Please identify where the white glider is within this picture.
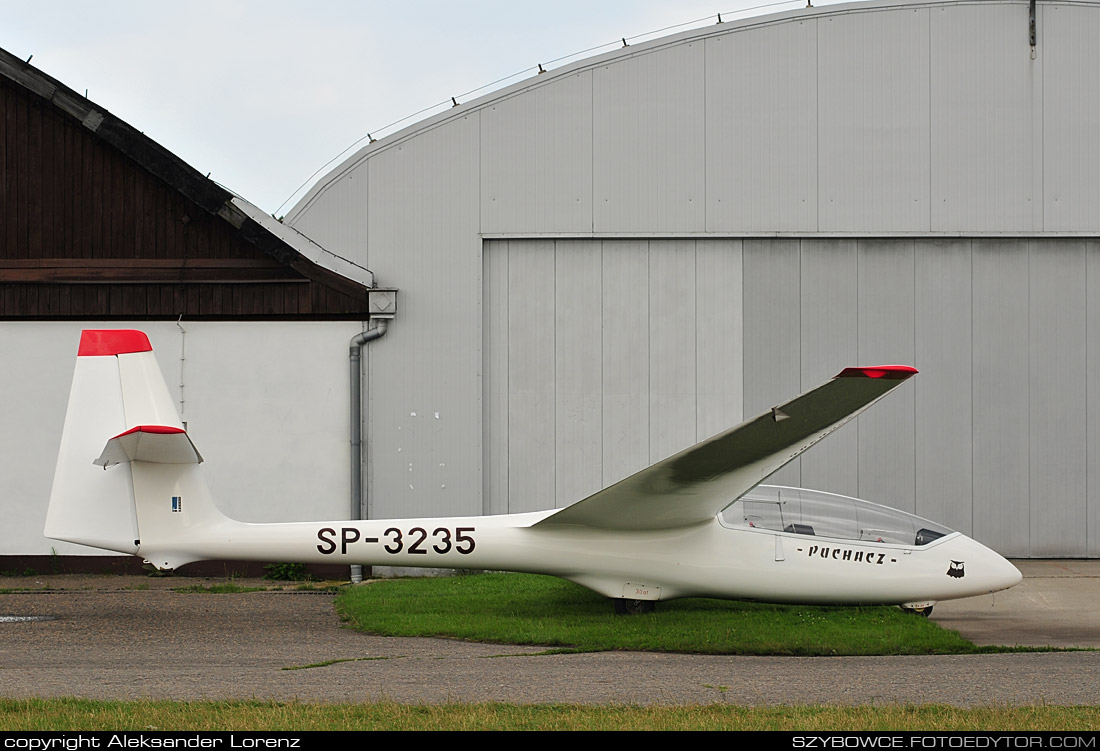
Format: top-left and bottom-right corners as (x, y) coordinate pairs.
(47, 330), (1020, 614)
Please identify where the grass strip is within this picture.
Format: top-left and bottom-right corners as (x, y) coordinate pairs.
(1, 699), (1098, 731)
(337, 572), (1030, 656)
(172, 583), (270, 594)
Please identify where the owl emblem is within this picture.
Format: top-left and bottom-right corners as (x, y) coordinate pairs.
(947, 560), (965, 578)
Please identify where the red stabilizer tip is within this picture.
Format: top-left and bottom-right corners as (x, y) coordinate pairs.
(835, 365), (918, 380)
(78, 330), (152, 357)
(112, 425), (185, 439)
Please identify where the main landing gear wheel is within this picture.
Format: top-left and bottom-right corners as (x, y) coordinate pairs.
(901, 605), (934, 617)
(614, 598), (656, 615)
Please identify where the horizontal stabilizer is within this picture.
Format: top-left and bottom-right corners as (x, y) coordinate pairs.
(94, 425), (203, 468)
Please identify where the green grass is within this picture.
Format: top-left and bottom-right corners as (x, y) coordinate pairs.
(335, 572), (1000, 656)
(263, 562), (312, 581)
(172, 583), (270, 594)
(0, 699), (1097, 731)
(281, 656), (398, 670)
(294, 582), (342, 592)
(172, 582), (342, 594)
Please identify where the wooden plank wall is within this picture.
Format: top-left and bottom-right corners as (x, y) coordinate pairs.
(0, 77), (368, 319)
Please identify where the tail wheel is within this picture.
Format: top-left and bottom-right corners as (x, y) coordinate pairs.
(614, 598), (656, 615)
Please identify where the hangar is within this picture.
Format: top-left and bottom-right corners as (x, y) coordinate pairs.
(4, 0), (1099, 566)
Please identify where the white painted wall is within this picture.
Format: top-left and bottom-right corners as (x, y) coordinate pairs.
(2, 321), (364, 555)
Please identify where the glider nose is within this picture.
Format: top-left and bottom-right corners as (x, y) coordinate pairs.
(993, 554), (1023, 593)
(962, 536), (1022, 595)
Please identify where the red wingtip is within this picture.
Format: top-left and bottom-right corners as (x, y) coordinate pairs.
(77, 330), (152, 357)
(835, 365), (918, 380)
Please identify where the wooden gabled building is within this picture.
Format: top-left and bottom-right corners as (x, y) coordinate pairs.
(0, 46), (396, 573)
(0, 45), (385, 320)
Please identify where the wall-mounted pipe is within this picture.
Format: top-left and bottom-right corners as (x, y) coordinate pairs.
(349, 319), (389, 584)
(1029, 0), (1037, 48)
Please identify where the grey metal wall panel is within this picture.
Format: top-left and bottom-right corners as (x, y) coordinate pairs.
(800, 239), (858, 496)
(856, 240), (917, 512)
(930, 3), (1039, 232)
(555, 241), (604, 506)
(695, 239), (744, 441)
(817, 8), (931, 232)
(1028, 240), (1087, 555)
(1043, 4), (1100, 231)
(365, 115), (483, 519)
(648, 240), (698, 462)
(592, 42), (706, 232)
(483, 242), (510, 516)
(286, 170), (370, 268)
(972, 240), (1031, 555)
(480, 72), (594, 234)
(1088, 242), (1100, 557)
(289, 0), (1100, 244)
(507, 240), (557, 512)
(705, 19), (818, 232)
(601, 240), (651, 487)
(743, 240), (802, 487)
(914, 240), (974, 535)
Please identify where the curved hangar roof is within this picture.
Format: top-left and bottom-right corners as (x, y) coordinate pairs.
(288, 0), (1100, 238)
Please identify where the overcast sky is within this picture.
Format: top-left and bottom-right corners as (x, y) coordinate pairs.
(6, 0), (847, 215)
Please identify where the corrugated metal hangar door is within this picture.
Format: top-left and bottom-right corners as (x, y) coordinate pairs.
(483, 238), (1100, 558)
(483, 239), (745, 515)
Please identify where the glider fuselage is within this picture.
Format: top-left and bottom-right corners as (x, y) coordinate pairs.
(47, 330), (1022, 612)
(137, 494), (1019, 606)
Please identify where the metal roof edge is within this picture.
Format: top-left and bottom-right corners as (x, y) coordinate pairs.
(227, 197), (374, 288)
(284, 0), (1054, 223)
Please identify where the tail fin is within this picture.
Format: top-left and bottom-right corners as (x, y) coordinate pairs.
(46, 330), (226, 568)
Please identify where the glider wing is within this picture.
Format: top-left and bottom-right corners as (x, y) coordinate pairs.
(533, 366), (916, 531)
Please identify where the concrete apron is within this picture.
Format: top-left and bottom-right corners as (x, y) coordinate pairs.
(932, 560), (1100, 648)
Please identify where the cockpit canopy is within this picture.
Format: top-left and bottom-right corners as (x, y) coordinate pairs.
(719, 486), (954, 547)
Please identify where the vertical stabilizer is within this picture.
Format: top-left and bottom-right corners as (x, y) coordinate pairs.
(47, 330), (227, 565)
(45, 330), (153, 553)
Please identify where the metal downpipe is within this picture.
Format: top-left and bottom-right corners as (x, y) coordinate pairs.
(349, 319), (389, 584)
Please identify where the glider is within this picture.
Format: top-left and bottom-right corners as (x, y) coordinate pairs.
(47, 329), (1021, 614)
